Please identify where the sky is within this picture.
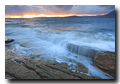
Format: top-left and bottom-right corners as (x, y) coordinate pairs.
(5, 5), (115, 18)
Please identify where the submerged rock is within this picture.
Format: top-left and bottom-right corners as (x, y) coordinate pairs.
(67, 43), (100, 58)
(5, 39), (14, 44)
(95, 51), (115, 78)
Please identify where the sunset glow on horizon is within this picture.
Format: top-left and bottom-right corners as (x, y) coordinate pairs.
(5, 5), (115, 18)
(5, 14), (107, 18)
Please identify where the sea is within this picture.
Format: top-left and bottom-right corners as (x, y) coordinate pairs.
(5, 17), (115, 79)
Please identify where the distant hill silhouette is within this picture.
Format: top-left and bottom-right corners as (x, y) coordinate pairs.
(98, 10), (115, 18)
(33, 10), (115, 18)
(66, 16), (80, 18)
(66, 10), (115, 18)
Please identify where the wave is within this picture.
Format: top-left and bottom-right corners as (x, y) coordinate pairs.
(67, 43), (101, 58)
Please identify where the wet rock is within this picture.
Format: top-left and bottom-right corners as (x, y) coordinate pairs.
(5, 46), (22, 60)
(22, 58), (76, 79)
(5, 61), (41, 79)
(5, 39), (14, 44)
(5, 45), (113, 79)
(5, 74), (16, 79)
(5, 77), (13, 79)
(5, 20), (13, 22)
(72, 72), (95, 79)
(67, 43), (100, 58)
(5, 57), (96, 79)
(77, 63), (88, 73)
(95, 51), (115, 78)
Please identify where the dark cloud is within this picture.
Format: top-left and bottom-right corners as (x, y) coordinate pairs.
(97, 5), (115, 10)
(5, 5), (43, 15)
(54, 5), (73, 11)
(5, 5), (29, 15)
(39, 5), (73, 14)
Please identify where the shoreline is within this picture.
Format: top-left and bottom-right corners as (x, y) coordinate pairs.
(5, 39), (115, 79)
(5, 45), (97, 79)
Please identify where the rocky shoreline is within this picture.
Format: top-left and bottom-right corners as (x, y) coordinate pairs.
(5, 48), (95, 79)
(5, 39), (115, 79)
(6, 58), (96, 79)
(5, 47), (95, 79)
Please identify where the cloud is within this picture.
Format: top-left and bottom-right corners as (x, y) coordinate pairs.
(34, 5), (74, 14)
(5, 5), (115, 16)
(5, 5), (47, 16)
(5, 5), (30, 15)
(69, 5), (104, 14)
(5, 5), (74, 15)
(69, 5), (115, 15)
(54, 5), (73, 11)
(97, 5), (115, 10)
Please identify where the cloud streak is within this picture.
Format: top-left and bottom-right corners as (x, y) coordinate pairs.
(5, 5), (115, 17)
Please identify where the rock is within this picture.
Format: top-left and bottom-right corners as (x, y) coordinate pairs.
(5, 39), (14, 43)
(77, 63), (88, 73)
(5, 20), (12, 22)
(5, 74), (16, 79)
(67, 43), (100, 58)
(5, 57), (96, 79)
(95, 51), (115, 78)
(5, 46), (21, 60)
(5, 48), (97, 80)
(5, 61), (41, 79)
(72, 72), (95, 79)
(5, 77), (13, 79)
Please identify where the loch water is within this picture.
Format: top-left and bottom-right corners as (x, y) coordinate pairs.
(5, 17), (115, 79)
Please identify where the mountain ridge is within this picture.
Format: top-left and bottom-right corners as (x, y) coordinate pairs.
(66, 10), (115, 18)
(98, 10), (115, 17)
